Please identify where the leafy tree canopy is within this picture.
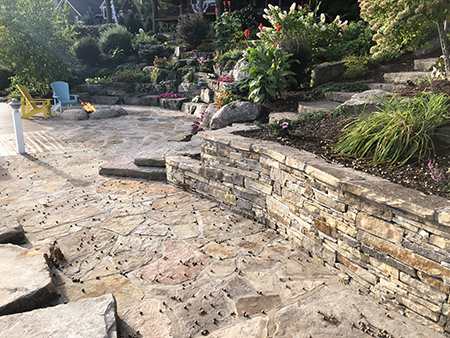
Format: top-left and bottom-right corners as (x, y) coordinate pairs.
(0, 0), (76, 94)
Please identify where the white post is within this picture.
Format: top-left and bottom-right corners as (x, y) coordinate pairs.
(9, 99), (26, 154)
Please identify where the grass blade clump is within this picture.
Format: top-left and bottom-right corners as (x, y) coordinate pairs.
(333, 93), (450, 166)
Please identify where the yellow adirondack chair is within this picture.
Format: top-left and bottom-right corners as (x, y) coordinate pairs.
(16, 85), (52, 118)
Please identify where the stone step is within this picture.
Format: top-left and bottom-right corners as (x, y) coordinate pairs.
(0, 244), (57, 316)
(366, 83), (400, 91)
(298, 101), (341, 114)
(383, 71), (432, 84)
(323, 91), (359, 103)
(99, 152), (167, 180)
(269, 112), (300, 123)
(134, 136), (201, 167)
(0, 209), (24, 244)
(414, 58), (438, 71)
(0, 294), (117, 337)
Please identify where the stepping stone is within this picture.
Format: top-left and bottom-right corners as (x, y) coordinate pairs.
(297, 101), (341, 114)
(367, 83), (399, 91)
(414, 58), (439, 71)
(0, 209), (24, 244)
(0, 294), (117, 338)
(269, 112), (299, 123)
(99, 151), (166, 180)
(134, 136), (202, 167)
(384, 71), (432, 84)
(0, 244), (56, 316)
(338, 90), (392, 116)
(323, 91), (359, 103)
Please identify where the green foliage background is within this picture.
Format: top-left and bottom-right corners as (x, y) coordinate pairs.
(0, 0), (75, 94)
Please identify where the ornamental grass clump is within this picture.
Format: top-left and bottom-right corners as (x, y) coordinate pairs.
(333, 93), (450, 167)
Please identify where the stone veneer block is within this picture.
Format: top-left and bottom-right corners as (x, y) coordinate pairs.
(0, 209), (24, 244)
(0, 244), (56, 316)
(341, 180), (450, 220)
(198, 131), (231, 146)
(252, 141), (300, 164)
(305, 163), (369, 188)
(285, 151), (323, 171)
(0, 294), (117, 338)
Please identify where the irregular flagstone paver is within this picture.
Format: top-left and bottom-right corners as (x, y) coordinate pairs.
(173, 277), (234, 338)
(0, 244), (56, 316)
(273, 282), (442, 338)
(0, 105), (445, 338)
(209, 315), (270, 338)
(0, 208), (24, 243)
(132, 240), (212, 285)
(0, 294), (117, 338)
(99, 214), (146, 236)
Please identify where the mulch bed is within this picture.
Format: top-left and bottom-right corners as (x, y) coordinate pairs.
(236, 75), (450, 199)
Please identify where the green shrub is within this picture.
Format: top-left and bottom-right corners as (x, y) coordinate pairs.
(109, 69), (151, 83)
(184, 70), (195, 83)
(334, 93), (450, 166)
(242, 44), (297, 103)
(176, 14), (210, 50)
(217, 48), (243, 66)
(74, 36), (101, 66)
(0, 67), (13, 90)
(95, 68), (114, 78)
(225, 75), (250, 96)
(279, 33), (312, 87)
(132, 30), (158, 49)
(343, 55), (372, 80)
(124, 13), (142, 34)
(116, 62), (140, 72)
(98, 25), (133, 56)
(138, 43), (171, 63)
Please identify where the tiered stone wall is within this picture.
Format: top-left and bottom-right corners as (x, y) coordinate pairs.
(165, 126), (450, 335)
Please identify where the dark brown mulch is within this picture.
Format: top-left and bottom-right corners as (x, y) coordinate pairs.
(236, 113), (450, 199)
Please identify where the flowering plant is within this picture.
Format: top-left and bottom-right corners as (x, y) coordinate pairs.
(157, 91), (184, 99)
(266, 119), (293, 138)
(217, 75), (234, 83)
(191, 110), (206, 135)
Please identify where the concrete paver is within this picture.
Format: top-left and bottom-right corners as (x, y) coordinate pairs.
(0, 103), (445, 337)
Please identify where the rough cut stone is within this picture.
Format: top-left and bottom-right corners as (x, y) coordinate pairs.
(110, 105), (128, 116)
(159, 98), (188, 110)
(89, 108), (120, 120)
(201, 104), (219, 128)
(134, 136), (201, 167)
(209, 101), (262, 130)
(229, 59), (251, 81)
(61, 109), (88, 120)
(338, 90), (391, 115)
(200, 88), (215, 103)
(0, 294), (117, 338)
(0, 209), (24, 244)
(178, 83), (201, 98)
(310, 61), (346, 87)
(414, 58), (439, 72)
(384, 72), (432, 85)
(0, 244), (56, 316)
(89, 95), (120, 105)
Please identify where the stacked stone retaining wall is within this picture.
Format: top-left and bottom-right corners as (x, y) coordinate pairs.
(165, 126), (450, 335)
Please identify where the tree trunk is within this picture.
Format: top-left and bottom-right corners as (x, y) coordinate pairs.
(152, 0), (158, 33)
(106, 0), (112, 23)
(437, 19), (450, 79)
(198, 0), (204, 18)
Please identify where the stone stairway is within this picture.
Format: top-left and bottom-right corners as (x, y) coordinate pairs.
(287, 56), (440, 120)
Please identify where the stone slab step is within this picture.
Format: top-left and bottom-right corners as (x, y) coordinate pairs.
(99, 152), (167, 180)
(383, 71), (432, 84)
(366, 83), (399, 91)
(0, 294), (117, 338)
(0, 209), (24, 244)
(414, 58), (439, 71)
(134, 136), (202, 167)
(0, 244), (56, 316)
(269, 112), (300, 123)
(298, 101), (341, 114)
(323, 91), (359, 103)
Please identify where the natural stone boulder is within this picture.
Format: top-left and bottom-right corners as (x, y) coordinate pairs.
(110, 105), (128, 116)
(61, 109), (88, 120)
(89, 108), (119, 119)
(178, 83), (201, 98)
(159, 98), (188, 110)
(201, 103), (220, 128)
(338, 90), (391, 115)
(209, 101), (262, 130)
(0, 294), (118, 338)
(122, 94), (158, 106)
(182, 102), (208, 117)
(310, 61), (346, 87)
(0, 244), (56, 316)
(0, 209), (24, 244)
(200, 88), (214, 103)
(229, 59), (250, 81)
(90, 95), (120, 105)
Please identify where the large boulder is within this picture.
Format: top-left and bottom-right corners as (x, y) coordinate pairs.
(110, 105), (128, 116)
(61, 109), (88, 120)
(310, 61), (346, 87)
(201, 103), (220, 128)
(89, 108), (120, 119)
(338, 90), (392, 115)
(178, 83), (201, 98)
(209, 101), (262, 130)
(229, 59), (250, 81)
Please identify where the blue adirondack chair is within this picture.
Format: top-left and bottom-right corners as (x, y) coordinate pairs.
(51, 81), (79, 112)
